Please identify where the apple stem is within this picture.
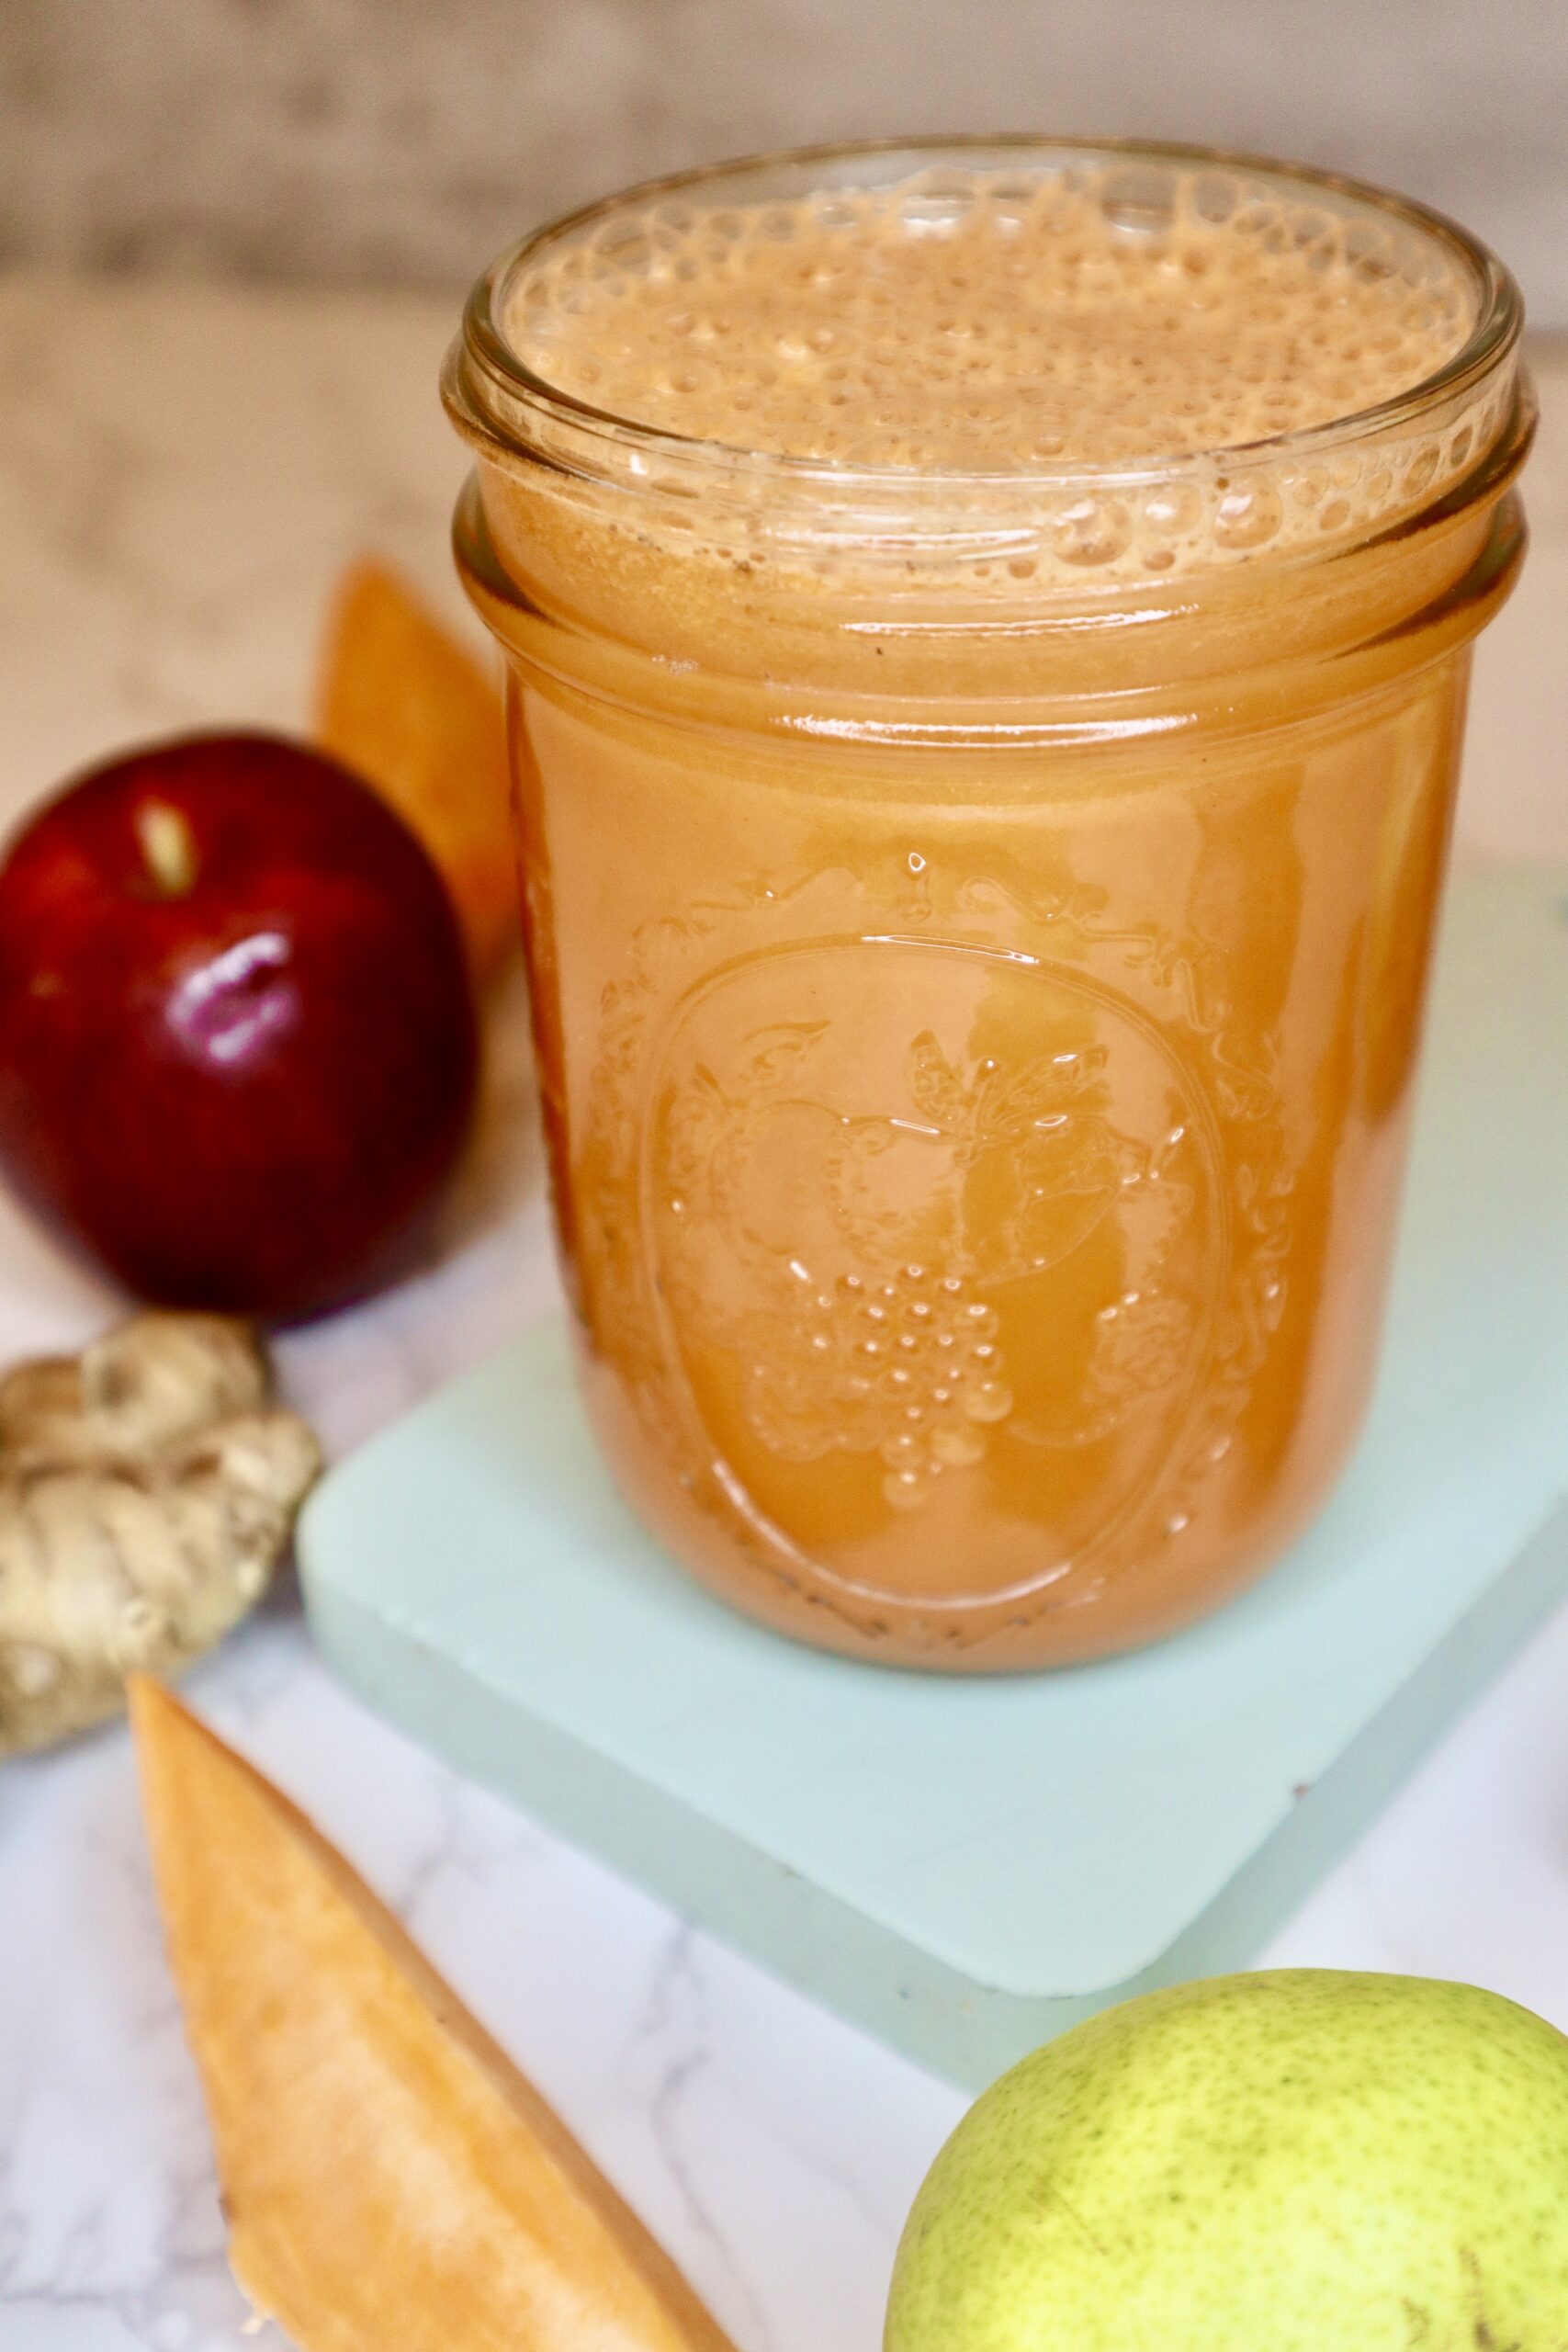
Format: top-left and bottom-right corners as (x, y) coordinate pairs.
(135, 800), (198, 898)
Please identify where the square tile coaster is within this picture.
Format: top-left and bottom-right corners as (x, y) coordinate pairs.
(299, 865), (1568, 2087)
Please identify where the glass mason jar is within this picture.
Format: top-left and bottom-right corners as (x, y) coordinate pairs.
(445, 138), (1531, 1670)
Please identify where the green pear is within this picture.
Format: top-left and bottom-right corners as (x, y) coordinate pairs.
(886, 1972), (1568, 2352)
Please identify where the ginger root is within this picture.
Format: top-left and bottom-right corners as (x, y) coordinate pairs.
(0, 1314), (320, 1757)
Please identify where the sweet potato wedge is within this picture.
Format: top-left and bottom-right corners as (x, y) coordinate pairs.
(130, 1677), (738, 2352)
(315, 558), (516, 983)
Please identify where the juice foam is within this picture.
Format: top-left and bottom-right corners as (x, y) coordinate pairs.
(505, 162), (1477, 473)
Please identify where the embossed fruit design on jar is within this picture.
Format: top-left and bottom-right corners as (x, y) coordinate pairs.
(447, 138), (1531, 1666)
(646, 935), (1217, 1563)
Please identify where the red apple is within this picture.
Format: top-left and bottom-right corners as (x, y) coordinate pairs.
(0, 731), (479, 1320)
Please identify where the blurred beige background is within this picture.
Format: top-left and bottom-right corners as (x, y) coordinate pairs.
(4, 0), (1567, 318)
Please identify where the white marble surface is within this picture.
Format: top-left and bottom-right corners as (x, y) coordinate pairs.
(0, 277), (1563, 2350)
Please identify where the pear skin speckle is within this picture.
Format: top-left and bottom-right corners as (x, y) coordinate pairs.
(886, 1972), (1568, 2352)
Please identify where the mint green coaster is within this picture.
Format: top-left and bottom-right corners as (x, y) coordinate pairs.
(299, 865), (1568, 2088)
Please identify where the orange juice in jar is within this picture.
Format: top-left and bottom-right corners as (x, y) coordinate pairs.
(446, 140), (1531, 1668)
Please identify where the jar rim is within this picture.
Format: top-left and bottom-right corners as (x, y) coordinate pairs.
(444, 135), (1528, 589)
(451, 133), (1521, 484)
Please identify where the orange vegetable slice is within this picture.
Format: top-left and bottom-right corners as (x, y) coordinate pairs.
(130, 1677), (739, 2352)
(315, 558), (516, 983)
